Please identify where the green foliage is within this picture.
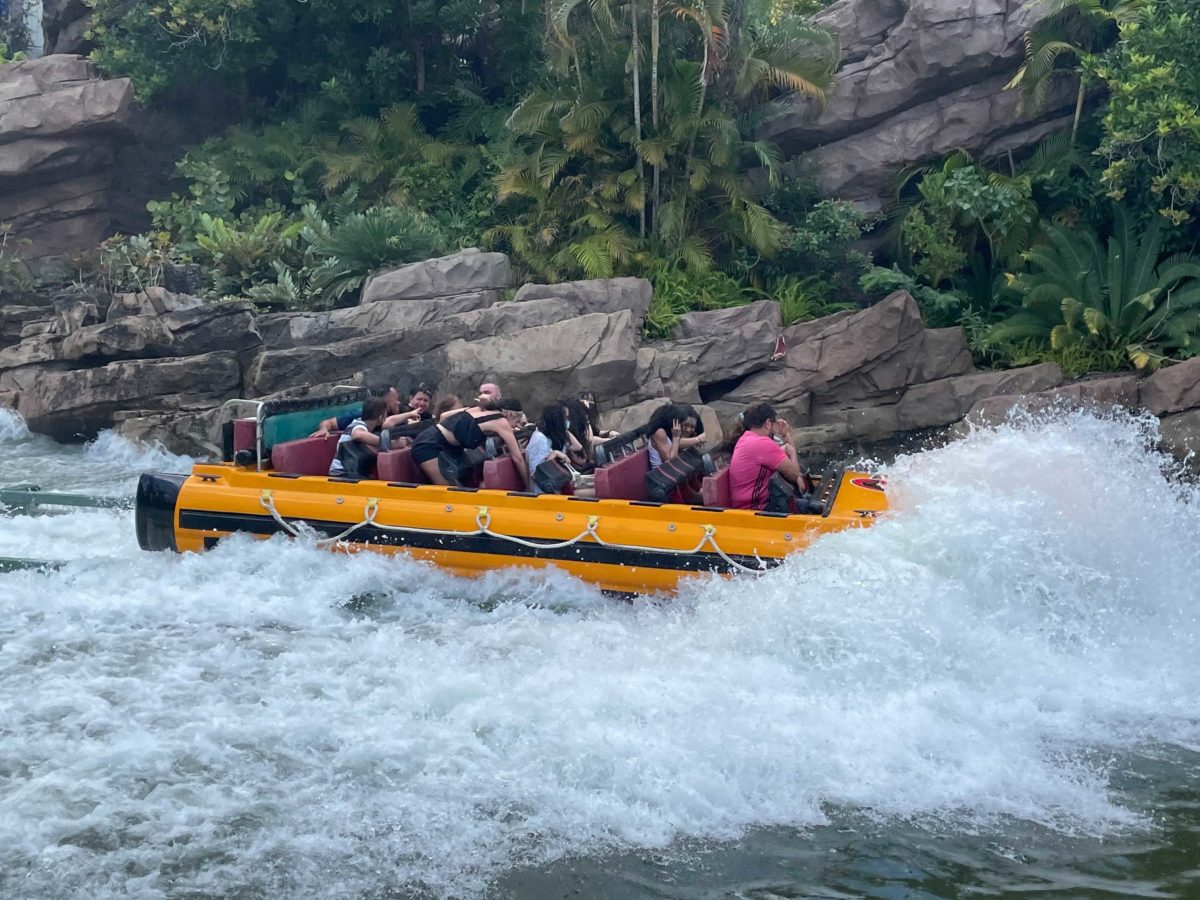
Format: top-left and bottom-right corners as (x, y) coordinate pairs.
(767, 275), (856, 326)
(990, 206), (1200, 371)
(859, 266), (964, 326)
(1087, 0), (1200, 224)
(245, 204), (447, 310)
(754, 177), (872, 295)
(0, 0), (33, 58)
(0, 224), (33, 301)
(96, 232), (179, 295)
(899, 154), (1036, 288)
(644, 266), (759, 338)
(193, 212), (304, 300)
(88, 0), (543, 114)
(0, 42), (28, 64)
(491, 1), (836, 282)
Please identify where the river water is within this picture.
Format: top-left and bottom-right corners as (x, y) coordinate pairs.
(0, 407), (1197, 899)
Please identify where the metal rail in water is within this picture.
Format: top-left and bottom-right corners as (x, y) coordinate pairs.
(0, 484), (134, 516)
(0, 556), (65, 573)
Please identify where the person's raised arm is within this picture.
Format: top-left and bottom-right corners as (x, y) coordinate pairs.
(382, 408), (422, 429)
(773, 419), (801, 483)
(651, 425), (677, 462)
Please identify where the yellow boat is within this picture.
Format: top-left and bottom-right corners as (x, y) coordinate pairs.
(135, 395), (888, 595)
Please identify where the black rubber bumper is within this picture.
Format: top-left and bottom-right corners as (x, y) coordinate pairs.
(135, 472), (187, 552)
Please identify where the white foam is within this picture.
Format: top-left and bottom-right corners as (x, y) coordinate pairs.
(0, 407), (31, 443)
(0, 409), (1196, 896)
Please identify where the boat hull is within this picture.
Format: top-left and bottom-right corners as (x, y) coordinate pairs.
(138, 464), (888, 594)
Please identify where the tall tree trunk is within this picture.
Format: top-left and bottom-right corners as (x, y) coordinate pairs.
(650, 0), (660, 235)
(631, 0), (645, 238)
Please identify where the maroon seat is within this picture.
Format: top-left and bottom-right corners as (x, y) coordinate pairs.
(377, 448), (422, 483)
(233, 418), (256, 453)
(594, 447), (650, 501)
(701, 467), (732, 508)
(482, 456), (524, 492)
(271, 434), (340, 476)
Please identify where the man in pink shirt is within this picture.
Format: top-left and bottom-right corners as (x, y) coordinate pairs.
(729, 403), (803, 510)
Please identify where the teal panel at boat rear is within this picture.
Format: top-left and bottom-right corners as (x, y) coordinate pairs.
(263, 403), (362, 448)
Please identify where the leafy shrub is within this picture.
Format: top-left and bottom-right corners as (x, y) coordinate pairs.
(767, 276), (856, 326)
(643, 267), (760, 339)
(193, 213), (304, 300)
(246, 204), (447, 310)
(1087, 0), (1200, 224)
(859, 266), (964, 326)
(97, 233), (179, 295)
(990, 206), (1200, 371)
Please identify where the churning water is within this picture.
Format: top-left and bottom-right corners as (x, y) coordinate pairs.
(0, 407), (1197, 898)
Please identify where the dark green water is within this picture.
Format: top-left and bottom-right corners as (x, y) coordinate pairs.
(496, 753), (1200, 898)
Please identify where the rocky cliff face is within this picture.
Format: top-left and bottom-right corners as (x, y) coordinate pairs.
(764, 0), (1077, 210)
(0, 55), (134, 260)
(2, 249), (1195, 466)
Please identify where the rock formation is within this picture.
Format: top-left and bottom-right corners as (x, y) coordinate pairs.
(2, 248), (1195, 466)
(765, 0), (1078, 209)
(0, 55), (134, 260)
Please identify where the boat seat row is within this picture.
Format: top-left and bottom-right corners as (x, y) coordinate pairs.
(264, 431), (735, 508)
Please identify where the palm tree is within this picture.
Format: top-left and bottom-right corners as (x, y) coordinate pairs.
(1004, 0), (1147, 141)
(990, 206), (1200, 370)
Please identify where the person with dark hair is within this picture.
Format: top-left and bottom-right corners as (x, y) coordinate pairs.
(382, 384), (434, 427)
(728, 402), (802, 510)
(642, 402), (705, 469)
(525, 403), (584, 494)
(328, 396), (388, 477)
(568, 391), (618, 467)
(411, 394), (530, 487)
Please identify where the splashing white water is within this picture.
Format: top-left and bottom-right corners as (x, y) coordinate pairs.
(0, 411), (1196, 897)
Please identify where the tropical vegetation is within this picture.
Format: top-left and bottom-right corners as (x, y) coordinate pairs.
(2, 0), (1198, 374)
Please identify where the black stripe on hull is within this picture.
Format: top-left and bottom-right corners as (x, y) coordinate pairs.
(179, 509), (784, 575)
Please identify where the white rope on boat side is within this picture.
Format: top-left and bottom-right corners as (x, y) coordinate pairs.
(257, 491), (768, 574)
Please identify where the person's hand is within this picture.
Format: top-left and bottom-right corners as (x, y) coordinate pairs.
(671, 419), (682, 440)
(775, 418), (792, 439)
(550, 450), (569, 463)
(310, 426), (330, 438)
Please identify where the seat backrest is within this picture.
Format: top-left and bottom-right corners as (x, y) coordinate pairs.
(271, 434), (340, 476)
(482, 456), (524, 492)
(701, 466), (731, 508)
(233, 418), (257, 453)
(594, 447), (650, 500)
(377, 447), (422, 483)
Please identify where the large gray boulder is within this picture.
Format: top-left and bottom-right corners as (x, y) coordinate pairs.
(16, 351), (243, 440)
(893, 362), (1065, 431)
(61, 301), (261, 361)
(360, 249), (512, 302)
(432, 310), (639, 415)
(1140, 358), (1200, 416)
(259, 291), (497, 349)
(724, 291), (926, 411)
(513, 277), (654, 325)
(960, 374), (1141, 427)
